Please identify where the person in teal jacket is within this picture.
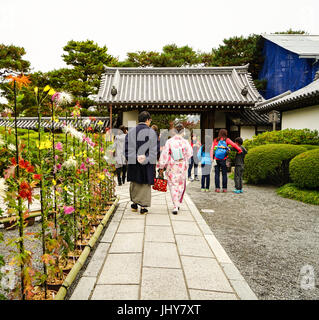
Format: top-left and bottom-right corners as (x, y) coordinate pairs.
(197, 135), (213, 192)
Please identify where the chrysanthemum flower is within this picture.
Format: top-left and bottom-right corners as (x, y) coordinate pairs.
(63, 206), (75, 215)
(55, 142), (63, 151)
(19, 181), (32, 203)
(6, 74), (31, 89)
(63, 124), (84, 141)
(52, 91), (73, 106)
(8, 144), (16, 152)
(63, 156), (77, 169)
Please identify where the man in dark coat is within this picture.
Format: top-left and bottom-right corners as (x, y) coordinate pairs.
(125, 111), (160, 214)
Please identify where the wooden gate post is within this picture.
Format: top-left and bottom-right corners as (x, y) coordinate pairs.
(200, 110), (215, 144)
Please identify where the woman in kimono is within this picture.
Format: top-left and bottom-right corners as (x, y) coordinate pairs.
(158, 123), (193, 215)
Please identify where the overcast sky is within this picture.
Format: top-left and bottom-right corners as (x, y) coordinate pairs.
(1, 0), (318, 73)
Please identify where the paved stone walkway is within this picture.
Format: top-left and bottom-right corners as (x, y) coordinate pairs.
(70, 183), (258, 300)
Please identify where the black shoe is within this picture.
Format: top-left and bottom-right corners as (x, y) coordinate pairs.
(122, 178), (126, 184)
(131, 203), (138, 212)
(172, 207), (178, 215)
(140, 207), (148, 214)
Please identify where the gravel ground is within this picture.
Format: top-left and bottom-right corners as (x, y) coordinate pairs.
(186, 174), (319, 300)
(0, 206), (116, 300)
(0, 220), (42, 299)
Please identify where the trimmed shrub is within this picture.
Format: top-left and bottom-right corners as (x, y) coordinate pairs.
(277, 183), (319, 205)
(289, 149), (319, 190)
(244, 129), (319, 150)
(243, 144), (307, 186)
(298, 145), (319, 151)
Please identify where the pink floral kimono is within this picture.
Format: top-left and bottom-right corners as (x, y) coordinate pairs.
(158, 135), (193, 208)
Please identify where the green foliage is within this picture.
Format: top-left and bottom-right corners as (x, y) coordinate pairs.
(243, 144), (307, 186)
(0, 44), (32, 114)
(228, 149), (237, 166)
(244, 129), (319, 150)
(151, 113), (184, 130)
(206, 34), (264, 80)
(253, 79), (267, 92)
(120, 44), (201, 68)
(298, 145), (319, 151)
(289, 149), (319, 190)
(274, 29), (308, 35)
(277, 183), (319, 205)
(0, 44), (30, 73)
(62, 40), (116, 98)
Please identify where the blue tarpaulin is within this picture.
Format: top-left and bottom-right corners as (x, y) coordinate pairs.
(259, 39), (319, 99)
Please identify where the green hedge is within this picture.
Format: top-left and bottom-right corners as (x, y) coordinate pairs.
(277, 183), (319, 205)
(298, 145), (319, 151)
(244, 129), (319, 150)
(243, 144), (307, 186)
(289, 149), (319, 190)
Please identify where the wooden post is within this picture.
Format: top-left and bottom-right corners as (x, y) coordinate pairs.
(200, 110), (215, 144)
(109, 104), (112, 141)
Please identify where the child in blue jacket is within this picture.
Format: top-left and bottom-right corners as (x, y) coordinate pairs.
(197, 135), (213, 192)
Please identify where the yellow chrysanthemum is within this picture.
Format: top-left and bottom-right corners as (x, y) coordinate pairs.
(36, 140), (52, 150)
(48, 88), (56, 96)
(52, 179), (56, 186)
(43, 85), (51, 92)
(98, 174), (105, 181)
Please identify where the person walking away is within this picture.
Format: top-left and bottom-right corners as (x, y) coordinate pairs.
(125, 111), (160, 214)
(114, 125), (127, 186)
(158, 123), (193, 215)
(210, 129), (242, 193)
(197, 135), (213, 192)
(188, 133), (201, 181)
(233, 137), (247, 194)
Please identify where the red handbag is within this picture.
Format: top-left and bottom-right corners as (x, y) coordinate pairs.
(153, 175), (167, 192)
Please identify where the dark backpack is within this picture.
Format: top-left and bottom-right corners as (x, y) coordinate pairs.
(215, 140), (229, 159)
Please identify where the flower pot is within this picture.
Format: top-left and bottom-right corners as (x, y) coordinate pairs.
(75, 240), (88, 250)
(67, 249), (82, 260)
(90, 221), (100, 227)
(46, 282), (63, 292)
(31, 286), (57, 300)
(4, 220), (17, 230)
(26, 216), (35, 227)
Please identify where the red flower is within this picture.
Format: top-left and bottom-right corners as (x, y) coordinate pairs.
(33, 174), (42, 180)
(10, 157), (17, 166)
(26, 165), (35, 173)
(19, 158), (29, 169)
(88, 126), (93, 132)
(19, 181), (32, 203)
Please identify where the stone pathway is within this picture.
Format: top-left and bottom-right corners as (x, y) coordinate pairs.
(70, 183), (257, 300)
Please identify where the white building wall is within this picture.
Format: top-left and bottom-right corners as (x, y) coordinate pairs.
(123, 110), (139, 128)
(282, 105), (319, 131)
(240, 126), (256, 141)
